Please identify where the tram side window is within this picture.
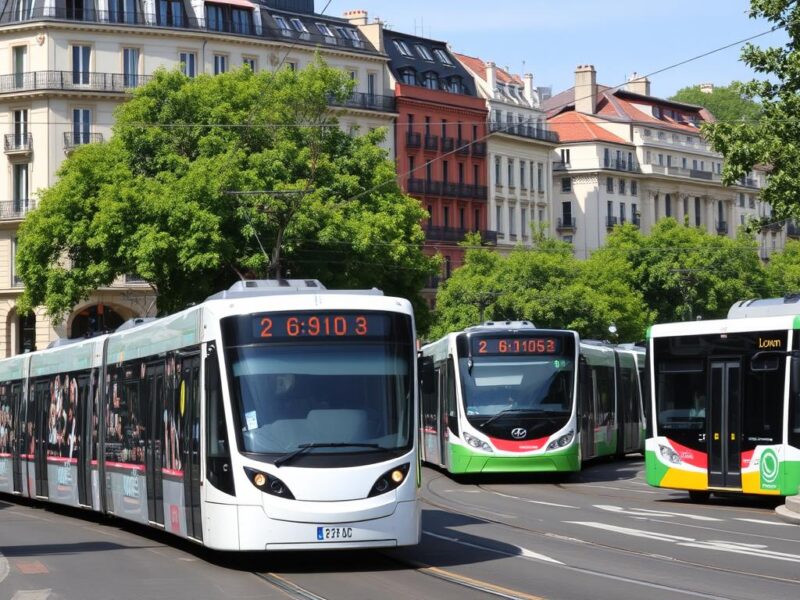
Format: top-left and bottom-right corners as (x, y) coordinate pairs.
(0, 385), (12, 455)
(591, 365), (615, 426)
(656, 360), (705, 431)
(791, 358), (800, 449)
(742, 367), (784, 449)
(46, 373), (81, 458)
(206, 349), (235, 495)
(421, 364), (439, 434)
(446, 358), (459, 436)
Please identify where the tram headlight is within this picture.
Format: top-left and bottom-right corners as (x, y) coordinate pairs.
(368, 463), (410, 497)
(244, 467), (295, 499)
(659, 444), (682, 465)
(546, 430), (575, 451)
(462, 432), (493, 453)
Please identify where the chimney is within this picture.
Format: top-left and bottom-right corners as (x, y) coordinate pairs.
(574, 65), (597, 115)
(343, 9), (368, 26)
(627, 71), (651, 96)
(523, 73), (535, 105)
(486, 61), (497, 94)
(699, 83), (714, 94)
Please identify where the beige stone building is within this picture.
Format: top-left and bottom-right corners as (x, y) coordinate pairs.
(0, 0), (396, 355)
(545, 66), (778, 260)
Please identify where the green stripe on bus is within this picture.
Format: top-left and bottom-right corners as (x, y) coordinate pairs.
(447, 443), (580, 474)
(645, 449), (669, 487)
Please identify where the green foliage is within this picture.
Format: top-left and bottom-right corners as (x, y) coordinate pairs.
(18, 59), (437, 324)
(670, 82), (761, 123)
(703, 1), (800, 218)
(764, 239), (800, 296)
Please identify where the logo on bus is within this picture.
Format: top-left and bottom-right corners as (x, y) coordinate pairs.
(511, 428), (527, 439)
(757, 337), (782, 349)
(759, 448), (780, 490)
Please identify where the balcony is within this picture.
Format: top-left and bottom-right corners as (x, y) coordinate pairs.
(606, 216), (618, 229)
(471, 141), (487, 157)
(738, 177), (759, 188)
(423, 134), (438, 151)
(406, 132), (421, 149)
(716, 221), (728, 234)
(689, 169), (713, 181)
(407, 178), (487, 199)
(328, 91), (396, 113)
(553, 161), (568, 171)
(440, 137), (455, 152)
(557, 217), (576, 231)
(455, 139), (470, 155)
(0, 199), (36, 221)
(4, 133), (32, 154)
(603, 157), (640, 173)
(423, 225), (497, 245)
(64, 132), (104, 150)
(0, 71), (153, 95)
(787, 220), (800, 238)
(488, 121), (559, 143)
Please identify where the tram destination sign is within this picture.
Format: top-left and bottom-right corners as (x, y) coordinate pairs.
(251, 312), (390, 340)
(472, 336), (562, 356)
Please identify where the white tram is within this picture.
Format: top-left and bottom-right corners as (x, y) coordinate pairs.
(0, 280), (421, 550)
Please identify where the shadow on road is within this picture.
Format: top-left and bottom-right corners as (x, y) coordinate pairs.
(659, 492), (784, 511)
(0, 540), (145, 558)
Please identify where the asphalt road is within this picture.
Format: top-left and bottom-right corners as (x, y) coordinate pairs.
(1, 458), (798, 600)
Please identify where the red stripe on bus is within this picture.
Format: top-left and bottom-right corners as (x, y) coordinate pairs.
(488, 435), (549, 453)
(665, 438), (708, 469)
(46, 457), (78, 465)
(161, 468), (184, 477)
(105, 462), (146, 472)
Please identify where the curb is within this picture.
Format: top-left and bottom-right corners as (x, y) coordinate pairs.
(775, 494), (800, 525)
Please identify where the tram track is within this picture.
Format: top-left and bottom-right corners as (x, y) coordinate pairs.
(421, 473), (800, 589)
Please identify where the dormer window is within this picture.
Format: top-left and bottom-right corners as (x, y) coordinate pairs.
(415, 44), (434, 61)
(316, 22), (334, 37)
(433, 48), (453, 66)
(422, 72), (438, 90)
(399, 68), (416, 85)
(274, 15), (291, 32)
(290, 18), (308, 33)
(394, 39), (413, 57)
(449, 77), (462, 94)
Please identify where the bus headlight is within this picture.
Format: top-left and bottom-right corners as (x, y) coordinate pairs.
(244, 467), (295, 499)
(368, 463), (410, 497)
(659, 444), (682, 465)
(546, 430), (574, 450)
(462, 432), (493, 452)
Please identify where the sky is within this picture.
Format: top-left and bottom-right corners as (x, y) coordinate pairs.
(320, 0), (788, 99)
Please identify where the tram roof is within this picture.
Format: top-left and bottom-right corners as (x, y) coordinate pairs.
(648, 314), (800, 339)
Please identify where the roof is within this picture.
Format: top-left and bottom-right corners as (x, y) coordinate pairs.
(383, 30), (476, 96)
(547, 111), (629, 144)
(452, 52), (524, 86)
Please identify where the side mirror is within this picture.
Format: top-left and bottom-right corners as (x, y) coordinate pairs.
(751, 351), (783, 372)
(419, 355), (435, 395)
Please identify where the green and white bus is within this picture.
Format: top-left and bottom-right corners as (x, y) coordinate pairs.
(646, 297), (800, 499)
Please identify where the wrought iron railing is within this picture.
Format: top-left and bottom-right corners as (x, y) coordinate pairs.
(0, 199), (36, 220)
(4, 133), (32, 152)
(64, 132), (104, 149)
(488, 120), (559, 143)
(0, 71), (153, 94)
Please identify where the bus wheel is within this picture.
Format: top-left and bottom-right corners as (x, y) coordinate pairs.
(688, 490), (710, 503)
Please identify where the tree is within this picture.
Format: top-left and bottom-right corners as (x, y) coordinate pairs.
(703, 1), (800, 218)
(670, 82), (761, 123)
(17, 59), (437, 326)
(764, 239), (800, 296)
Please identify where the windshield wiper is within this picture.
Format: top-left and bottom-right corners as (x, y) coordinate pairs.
(274, 442), (384, 468)
(477, 408), (543, 429)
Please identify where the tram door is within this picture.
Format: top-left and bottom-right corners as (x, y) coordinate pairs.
(179, 354), (202, 541)
(708, 361), (742, 489)
(11, 383), (24, 493)
(145, 363), (165, 526)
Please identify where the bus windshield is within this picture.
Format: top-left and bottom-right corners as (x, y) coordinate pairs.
(458, 355), (575, 418)
(226, 343), (413, 458)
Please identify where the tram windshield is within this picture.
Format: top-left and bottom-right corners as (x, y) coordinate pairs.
(458, 355), (575, 418)
(221, 312), (414, 460)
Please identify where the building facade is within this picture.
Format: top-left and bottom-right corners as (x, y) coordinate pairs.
(0, 0), (396, 355)
(455, 54), (557, 250)
(545, 66), (778, 259)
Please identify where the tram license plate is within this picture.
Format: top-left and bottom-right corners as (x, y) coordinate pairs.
(317, 526), (355, 541)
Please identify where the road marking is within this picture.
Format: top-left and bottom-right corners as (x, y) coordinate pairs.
(489, 490), (579, 509)
(440, 489), (482, 493)
(10, 591), (52, 600)
(423, 531), (563, 564)
(735, 518), (795, 527)
(15, 561), (48, 575)
(582, 484), (658, 494)
(569, 521), (800, 564)
(0, 550), (8, 585)
(594, 504), (723, 522)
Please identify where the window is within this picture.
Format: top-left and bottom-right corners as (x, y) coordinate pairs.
(400, 68), (416, 85)
(443, 206), (450, 228)
(458, 163), (464, 184)
(508, 159), (515, 187)
(422, 72), (437, 90)
(695, 197), (702, 226)
(495, 157), (502, 185)
(72, 107), (91, 145)
(449, 77), (463, 94)
(521, 208), (528, 237)
(394, 39), (413, 57)
(459, 207), (465, 230)
(620, 203), (626, 223)
(606, 177), (614, 193)
(214, 54), (227, 75)
(560, 148), (570, 165)
(433, 48), (453, 65)
(72, 44), (90, 85)
(415, 44), (434, 61)
(665, 194), (672, 217)
(657, 153), (664, 166)
(367, 72), (376, 98)
(442, 161), (449, 183)
(604, 147), (610, 167)
(122, 47), (139, 88)
(444, 256), (452, 279)
(409, 156), (415, 175)
(682, 157), (687, 169)
(315, 22), (334, 37)
(12, 109), (28, 149)
(12, 163), (28, 212)
(496, 206), (503, 232)
(509, 205), (515, 234)
(231, 8), (251, 34)
(700, 160), (705, 171)
(274, 15), (291, 31)
(426, 204), (433, 225)
(739, 193), (745, 208)
(12, 45), (26, 88)
(286, 61), (297, 72)
(473, 164), (479, 186)
(537, 163), (543, 191)
(520, 161), (526, 189)
(290, 18), (308, 33)
(667, 155), (672, 167)
(618, 179), (625, 195)
(562, 201), (572, 222)
(179, 51), (196, 77)
(14, 0), (34, 20)
(631, 181), (638, 196)
(157, 0), (185, 27)
(561, 177), (571, 192)
(206, 3), (224, 31)
(693, 159), (698, 170)
(243, 56), (257, 72)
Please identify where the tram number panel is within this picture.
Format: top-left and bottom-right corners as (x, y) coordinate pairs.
(317, 526), (355, 541)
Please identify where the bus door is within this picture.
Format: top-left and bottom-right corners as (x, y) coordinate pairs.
(179, 353), (202, 541)
(11, 382), (24, 493)
(145, 362), (165, 526)
(32, 381), (49, 498)
(708, 360), (741, 489)
(434, 364), (446, 466)
(76, 374), (92, 507)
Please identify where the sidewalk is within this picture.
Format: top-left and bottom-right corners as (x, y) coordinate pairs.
(775, 494), (800, 524)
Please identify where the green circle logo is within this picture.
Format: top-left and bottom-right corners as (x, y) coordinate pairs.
(760, 448), (779, 486)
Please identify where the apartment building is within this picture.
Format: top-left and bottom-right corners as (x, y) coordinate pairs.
(456, 54), (557, 250)
(0, 0), (396, 355)
(545, 66), (777, 259)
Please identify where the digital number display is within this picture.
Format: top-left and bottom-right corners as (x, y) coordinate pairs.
(472, 336), (561, 355)
(251, 313), (388, 340)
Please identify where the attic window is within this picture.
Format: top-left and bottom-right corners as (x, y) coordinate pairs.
(399, 68), (416, 85)
(290, 18), (308, 33)
(394, 39), (413, 57)
(415, 44), (434, 61)
(273, 15), (290, 30)
(315, 22), (334, 37)
(433, 48), (453, 66)
(422, 72), (438, 90)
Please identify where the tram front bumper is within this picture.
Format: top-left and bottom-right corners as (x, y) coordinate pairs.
(449, 443), (580, 473)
